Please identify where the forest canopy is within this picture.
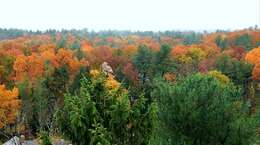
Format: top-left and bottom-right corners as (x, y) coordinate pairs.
(0, 28), (259, 145)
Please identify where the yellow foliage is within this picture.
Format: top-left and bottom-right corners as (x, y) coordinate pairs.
(90, 69), (121, 90)
(207, 70), (230, 85)
(187, 47), (206, 61)
(90, 69), (100, 78)
(177, 55), (192, 64)
(176, 47), (206, 64)
(105, 74), (120, 90)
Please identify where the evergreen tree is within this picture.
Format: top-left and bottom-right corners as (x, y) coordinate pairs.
(235, 34), (252, 51)
(152, 74), (257, 145)
(215, 35), (228, 50)
(133, 45), (154, 85)
(57, 71), (156, 145)
(71, 40), (81, 50)
(69, 66), (90, 94)
(56, 36), (67, 49)
(154, 44), (175, 76)
(216, 55), (253, 95)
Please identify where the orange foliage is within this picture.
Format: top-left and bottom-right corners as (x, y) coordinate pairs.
(122, 45), (138, 57)
(138, 37), (160, 51)
(245, 47), (260, 64)
(164, 72), (176, 82)
(13, 53), (44, 82)
(40, 49), (58, 67)
(252, 63), (260, 81)
(56, 49), (74, 65)
(250, 31), (260, 45)
(12, 46), (89, 83)
(56, 48), (87, 74)
(223, 47), (245, 60)
(0, 85), (20, 128)
(38, 43), (56, 53)
(85, 46), (113, 68)
(81, 41), (94, 54)
(245, 47), (260, 80)
(171, 45), (188, 56)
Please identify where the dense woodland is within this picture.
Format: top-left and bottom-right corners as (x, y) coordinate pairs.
(0, 28), (260, 145)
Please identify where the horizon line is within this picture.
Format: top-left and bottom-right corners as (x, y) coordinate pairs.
(0, 25), (258, 33)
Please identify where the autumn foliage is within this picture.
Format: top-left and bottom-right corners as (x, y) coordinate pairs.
(245, 47), (260, 64)
(0, 29), (260, 144)
(13, 53), (44, 82)
(246, 47), (260, 80)
(0, 85), (20, 128)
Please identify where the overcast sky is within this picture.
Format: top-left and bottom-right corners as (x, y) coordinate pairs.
(0, 0), (259, 31)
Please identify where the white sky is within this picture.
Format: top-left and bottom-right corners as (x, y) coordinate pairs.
(0, 0), (259, 31)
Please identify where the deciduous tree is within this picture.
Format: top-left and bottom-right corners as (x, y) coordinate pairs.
(0, 85), (20, 128)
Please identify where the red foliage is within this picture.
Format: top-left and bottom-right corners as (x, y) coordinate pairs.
(123, 62), (139, 85)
